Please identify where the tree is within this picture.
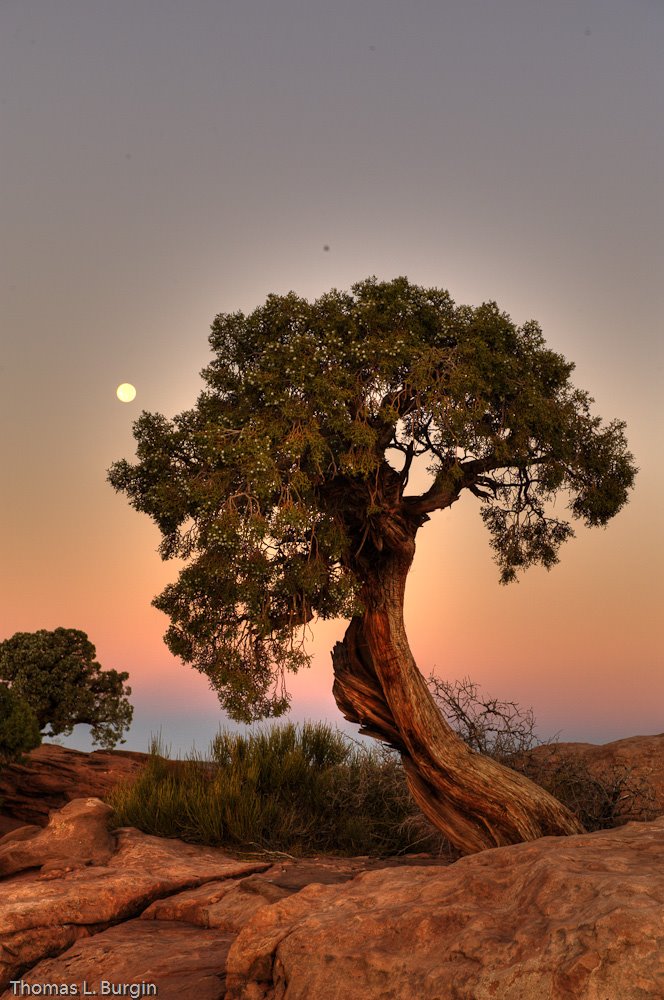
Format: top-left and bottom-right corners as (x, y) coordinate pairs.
(0, 628), (134, 750)
(108, 277), (636, 853)
(0, 684), (42, 765)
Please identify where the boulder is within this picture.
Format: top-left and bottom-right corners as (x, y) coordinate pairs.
(0, 824), (41, 845)
(139, 856), (436, 934)
(1, 920), (236, 1000)
(0, 744), (147, 827)
(2, 736), (663, 999)
(141, 874), (293, 933)
(0, 851), (444, 998)
(225, 817), (664, 1000)
(0, 798), (116, 876)
(525, 732), (664, 820)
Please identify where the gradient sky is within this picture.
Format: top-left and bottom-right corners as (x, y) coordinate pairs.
(2, 0), (662, 755)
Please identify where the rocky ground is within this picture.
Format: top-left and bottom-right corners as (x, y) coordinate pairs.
(1, 736), (663, 999)
(0, 799), (444, 999)
(0, 745), (147, 834)
(525, 733), (664, 813)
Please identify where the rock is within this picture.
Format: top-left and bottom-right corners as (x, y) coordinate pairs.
(0, 815), (34, 838)
(249, 854), (446, 892)
(2, 737), (663, 998)
(0, 824), (269, 989)
(525, 733), (664, 820)
(225, 817), (664, 1000)
(0, 744), (147, 827)
(1, 920), (236, 1000)
(1, 850), (445, 997)
(142, 874), (292, 933)
(141, 856), (440, 934)
(141, 855), (443, 933)
(0, 798), (116, 876)
(0, 824), (41, 846)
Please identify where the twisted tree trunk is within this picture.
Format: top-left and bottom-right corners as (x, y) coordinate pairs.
(332, 537), (584, 855)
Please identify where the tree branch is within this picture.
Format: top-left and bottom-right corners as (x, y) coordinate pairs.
(402, 453), (550, 516)
(399, 441), (416, 489)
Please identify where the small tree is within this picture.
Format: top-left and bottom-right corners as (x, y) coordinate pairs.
(0, 683), (42, 765)
(108, 277), (635, 853)
(0, 628), (133, 749)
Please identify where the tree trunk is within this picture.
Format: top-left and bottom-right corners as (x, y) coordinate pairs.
(332, 539), (584, 855)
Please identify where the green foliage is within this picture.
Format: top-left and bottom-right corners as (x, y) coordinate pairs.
(108, 711), (657, 856)
(0, 628), (133, 749)
(108, 277), (636, 720)
(0, 683), (42, 764)
(107, 722), (448, 857)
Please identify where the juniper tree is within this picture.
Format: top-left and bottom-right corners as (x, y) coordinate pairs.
(0, 628), (134, 749)
(108, 277), (635, 853)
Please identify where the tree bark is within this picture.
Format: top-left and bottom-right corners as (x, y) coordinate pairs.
(332, 538), (584, 855)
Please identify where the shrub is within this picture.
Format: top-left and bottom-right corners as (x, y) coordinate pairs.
(0, 683), (42, 765)
(108, 722), (449, 857)
(513, 747), (659, 831)
(427, 674), (547, 759)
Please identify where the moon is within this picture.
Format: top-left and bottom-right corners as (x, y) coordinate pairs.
(116, 383), (136, 403)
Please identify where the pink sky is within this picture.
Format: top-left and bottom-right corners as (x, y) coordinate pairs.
(2, 0), (662, 754)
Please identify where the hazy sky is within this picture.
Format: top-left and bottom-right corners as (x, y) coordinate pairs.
(2, 0), (662, 755)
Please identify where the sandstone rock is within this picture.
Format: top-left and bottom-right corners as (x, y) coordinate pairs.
(0, 824), (41, 846)
(0, 825), (269, 989)
(3, 737), (663, 998)
(0, 798), (116, 876)
(1, 920), (235, 1000)
(526, 732), (664, 820)
(141, 857), (426, 934)
(142, 874), (292, 933)
(250, 854), (446, 892)
(226, 817), (664, 1000)
(140, 856), (442, 933)
(0, 744), (147, 827)
(1, 852), (446, 997)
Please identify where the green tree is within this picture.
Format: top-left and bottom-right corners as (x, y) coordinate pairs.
(108, 277), (635, 853)
(0, 684), (42, 764)
(0, 628), (134, 750)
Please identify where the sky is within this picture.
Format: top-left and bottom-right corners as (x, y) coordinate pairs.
(1, 0), (662, 756)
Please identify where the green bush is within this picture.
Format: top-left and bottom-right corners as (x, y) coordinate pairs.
(107, 722), (449, 857)
(0, 683), (42, 765)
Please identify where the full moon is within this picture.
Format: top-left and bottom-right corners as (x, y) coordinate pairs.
(116, 383), (136, 403)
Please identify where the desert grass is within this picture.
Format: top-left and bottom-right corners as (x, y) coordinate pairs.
(106, 721), (450, 857)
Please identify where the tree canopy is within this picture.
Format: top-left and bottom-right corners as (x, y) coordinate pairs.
(0, 628), (134, 749)
(108, 277), (636, 724)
